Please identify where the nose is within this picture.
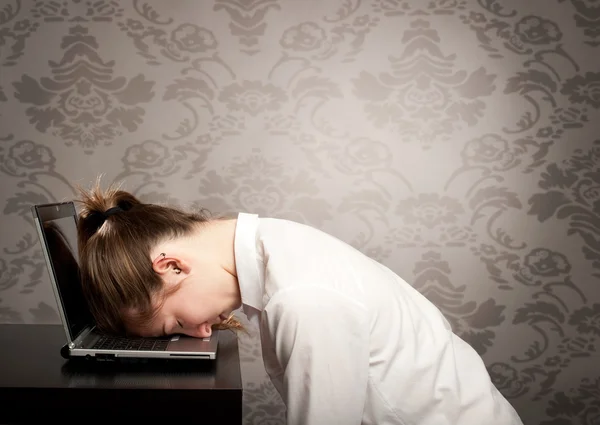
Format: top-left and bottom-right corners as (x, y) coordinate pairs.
(196, 323), (212, 338)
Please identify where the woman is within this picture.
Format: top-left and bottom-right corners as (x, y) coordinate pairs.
(76, 181), (523, 425)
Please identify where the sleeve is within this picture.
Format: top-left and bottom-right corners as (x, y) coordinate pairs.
(261, 286), (370, 425)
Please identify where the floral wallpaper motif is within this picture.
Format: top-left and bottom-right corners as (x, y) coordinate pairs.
(1, 1), (599, 424)
(13, 25), (155, 151)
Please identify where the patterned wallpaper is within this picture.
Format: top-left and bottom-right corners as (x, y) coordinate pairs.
(1, 1), (599, 424)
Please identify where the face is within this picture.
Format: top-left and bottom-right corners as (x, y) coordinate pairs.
(125, 218), (240, 338)
(126, 266), (241, 338)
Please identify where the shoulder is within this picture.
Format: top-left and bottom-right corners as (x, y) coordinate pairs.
(264, 286), (368, 321)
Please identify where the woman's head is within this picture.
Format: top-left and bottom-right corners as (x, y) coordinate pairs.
(76, 179), (242, 336)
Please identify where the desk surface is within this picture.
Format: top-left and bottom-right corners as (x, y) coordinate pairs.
(0, 324), (243, 422)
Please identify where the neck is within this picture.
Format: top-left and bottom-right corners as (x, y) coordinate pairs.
(194, 218), (241, 310)
(196, 218), (238, 277)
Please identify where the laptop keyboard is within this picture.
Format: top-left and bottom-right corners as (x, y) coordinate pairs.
(92, 335), (170, 351)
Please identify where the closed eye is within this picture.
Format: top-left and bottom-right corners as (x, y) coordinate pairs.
(176, 320), (183, 328)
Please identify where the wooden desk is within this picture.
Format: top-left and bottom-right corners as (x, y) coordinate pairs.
(0, 324), (242, 423)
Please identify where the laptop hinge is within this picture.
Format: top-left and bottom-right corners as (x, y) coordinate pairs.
(72, 326), (95, 348)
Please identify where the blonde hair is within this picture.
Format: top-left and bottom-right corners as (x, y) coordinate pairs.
(76, 179), (243, 335)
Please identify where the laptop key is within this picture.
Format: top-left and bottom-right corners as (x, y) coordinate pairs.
(140, 341), (156, 350)
(152, 341), (169, 351)
(126, 340), (143, 350)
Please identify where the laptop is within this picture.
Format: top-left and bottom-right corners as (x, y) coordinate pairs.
(32, 201), (219, 361)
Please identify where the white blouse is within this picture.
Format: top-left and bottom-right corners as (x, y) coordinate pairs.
(234, 213), (523, 425)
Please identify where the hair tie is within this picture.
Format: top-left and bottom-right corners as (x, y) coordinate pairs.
(103, 206), (124, 218)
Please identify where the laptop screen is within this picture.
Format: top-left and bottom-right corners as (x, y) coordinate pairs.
(35, 203), (94, 342)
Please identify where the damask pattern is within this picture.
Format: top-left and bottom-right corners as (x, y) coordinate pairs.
(1, 1), (599, 424)
(13, 26), (156, 152)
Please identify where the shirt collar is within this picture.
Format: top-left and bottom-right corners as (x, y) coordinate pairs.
(234, 212), (263, 311)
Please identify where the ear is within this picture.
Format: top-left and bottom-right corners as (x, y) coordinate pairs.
(151, 252), (190, 277)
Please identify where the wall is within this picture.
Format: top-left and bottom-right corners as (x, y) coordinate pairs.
(1, 1), (599, 424)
